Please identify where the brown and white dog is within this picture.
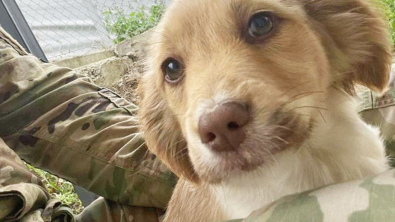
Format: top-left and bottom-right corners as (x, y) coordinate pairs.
(138, 0), (392, 221)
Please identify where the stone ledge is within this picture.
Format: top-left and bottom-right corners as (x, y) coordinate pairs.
(54, 49), (115, 69)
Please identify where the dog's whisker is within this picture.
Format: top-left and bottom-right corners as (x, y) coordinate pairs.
(148, 29), (164, 35)
(170, 145), (187, 157)
(171, 138), (187, 147)
(264, 149), (278, 164)
(164, 140), (187, 156)
(263, 140), (283, 152)
(272, 136), (289, 145)
(173, 146), (188, 157)
(146, 41), (167, 46)
(294, 113), (312, 118)
(175, 152), (190, 159)
(279, 79), (321, 97)
(175, 150), (189, 159)
(318, 110), (327, 124)
(269, 125), (292, 131)
(257, 133), (289, 144)
(283, 91), (325, 106)
(292, 106), (327, 111)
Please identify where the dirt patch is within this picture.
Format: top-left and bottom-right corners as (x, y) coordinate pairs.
(113, 58), (145, 105)
(75, 56), (145, 105)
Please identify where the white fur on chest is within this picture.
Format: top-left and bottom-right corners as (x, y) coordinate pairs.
(211, 89), (388, 219)
(211, 153), (310, 218)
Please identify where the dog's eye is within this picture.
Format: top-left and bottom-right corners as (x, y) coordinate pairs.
(248, 12), (274, 38)
(162, 58), (184, 83)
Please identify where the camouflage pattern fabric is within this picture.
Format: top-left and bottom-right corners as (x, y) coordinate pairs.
(0, 26), (173, 221)
(228, 169), (395, 222)
(0, 137), (51, 222)
(359, 68), (395, 167)
(1, 26), (395, 222)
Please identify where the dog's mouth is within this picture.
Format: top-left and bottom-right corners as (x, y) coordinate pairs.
(188, 109), (313, 183)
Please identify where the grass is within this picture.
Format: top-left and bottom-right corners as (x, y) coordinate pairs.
(27, 164), (84, 214)
(103, 1), (165, 44)
(376, 0), (395, 47)
(385, 0), (395, 47)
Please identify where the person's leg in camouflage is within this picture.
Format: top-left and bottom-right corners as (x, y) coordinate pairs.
(0, 26), (175, 221)
(0, 136), (165, 222)
(0, 137), (53, 222)
(359, 75), (395, 167)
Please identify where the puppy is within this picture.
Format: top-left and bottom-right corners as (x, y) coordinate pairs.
(139, 0), (392, 221)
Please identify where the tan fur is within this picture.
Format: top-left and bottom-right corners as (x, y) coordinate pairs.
(138, 0), (392, 221)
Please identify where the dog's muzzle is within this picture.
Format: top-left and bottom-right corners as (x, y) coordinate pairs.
(198, 101), (249, 152)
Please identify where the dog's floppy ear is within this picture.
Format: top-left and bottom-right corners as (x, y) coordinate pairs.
(302, 0), (392, 93)
(138, 72), (199, 183)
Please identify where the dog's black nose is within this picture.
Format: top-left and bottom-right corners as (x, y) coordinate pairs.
(198, 101), (249, 152)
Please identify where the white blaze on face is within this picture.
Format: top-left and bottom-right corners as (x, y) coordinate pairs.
(184, 92), (232, 170)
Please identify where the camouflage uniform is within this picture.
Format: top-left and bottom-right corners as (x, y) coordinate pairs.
(1, 26), (395, 222)
(229, 169), (395, 222)
(0, 26), (175, 222)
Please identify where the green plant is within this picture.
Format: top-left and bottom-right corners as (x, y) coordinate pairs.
(27, 164), (84, 214)
(103, 2), (165, 44)
(104, 1), (394, 48)
(376, 0), (395, 48)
